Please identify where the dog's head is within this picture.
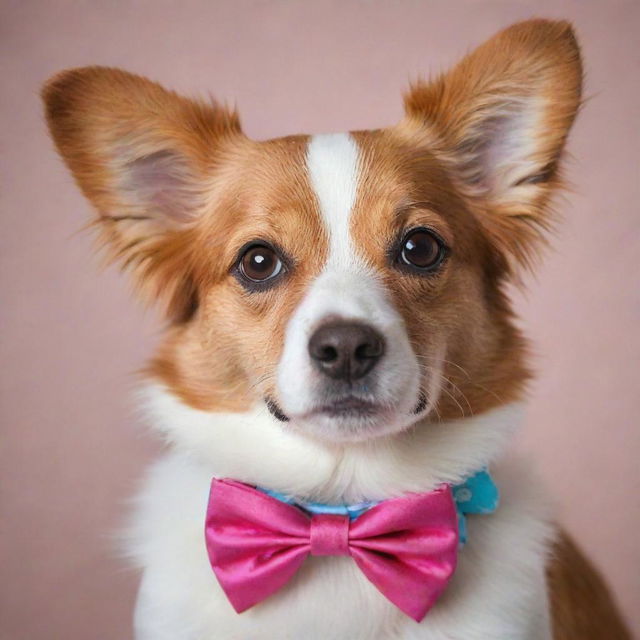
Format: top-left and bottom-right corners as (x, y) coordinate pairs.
(43, 20), (581, 448)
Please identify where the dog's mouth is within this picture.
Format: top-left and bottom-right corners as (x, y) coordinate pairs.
(266, 397), (290, 422)
(313, 397), (381, 418)
(266, 392), (428, 423)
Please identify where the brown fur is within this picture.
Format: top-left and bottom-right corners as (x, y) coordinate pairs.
(404, 19), (583, 272)
(549, 532), (631, 639)
(41, 21), (581, 420)
(351, 128), (530, 420)
(42, 19), (626, 636)
(42, 66), (247, 322)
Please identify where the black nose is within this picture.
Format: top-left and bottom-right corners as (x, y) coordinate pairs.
(308, 321), (385, 381)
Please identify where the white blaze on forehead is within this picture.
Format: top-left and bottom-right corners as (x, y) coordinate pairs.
(273, 132), (423, 434)
(306, 133), (360, 269)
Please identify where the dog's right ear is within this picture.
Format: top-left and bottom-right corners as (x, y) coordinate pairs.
(42, 66), (244, 320)
(403, 20), (582, 273)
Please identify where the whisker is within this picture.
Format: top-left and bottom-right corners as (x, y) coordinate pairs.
(410, 346), (504, 408)
(437, 380), (467, 417)
(442, 375), (474, 416)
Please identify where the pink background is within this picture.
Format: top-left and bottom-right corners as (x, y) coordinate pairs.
(2, 1), (638, 638)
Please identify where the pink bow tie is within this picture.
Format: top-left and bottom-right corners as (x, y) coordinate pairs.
(205, 479), (459, 622)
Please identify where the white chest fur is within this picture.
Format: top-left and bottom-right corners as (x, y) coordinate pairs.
(128, 387), (554, 639)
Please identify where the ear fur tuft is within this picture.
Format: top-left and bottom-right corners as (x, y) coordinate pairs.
(42, 66), (244, 320)
(403, 19), (583, 272)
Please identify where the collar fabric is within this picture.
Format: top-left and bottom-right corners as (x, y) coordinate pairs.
(259, 468), (499, 546)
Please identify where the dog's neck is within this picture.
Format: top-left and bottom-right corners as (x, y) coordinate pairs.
(141, 383), (522, 503)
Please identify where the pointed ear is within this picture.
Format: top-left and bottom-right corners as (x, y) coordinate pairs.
(404, 20), (583, 269)
(42, 66), (243, 320)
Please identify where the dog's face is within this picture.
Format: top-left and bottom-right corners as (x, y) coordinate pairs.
(149, 129), (502, 443)
(43, 20), (582, 445)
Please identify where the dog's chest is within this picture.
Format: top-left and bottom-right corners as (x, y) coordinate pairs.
(130, 453), (553, 640)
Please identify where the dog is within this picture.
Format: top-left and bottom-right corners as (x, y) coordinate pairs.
(43, 18), (629, 640)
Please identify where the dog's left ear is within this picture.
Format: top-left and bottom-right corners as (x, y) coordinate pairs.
(404, 19), (583, 269)
(42, 66), (244, 321)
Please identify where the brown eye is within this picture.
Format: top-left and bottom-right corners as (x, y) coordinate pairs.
(399, 228), (446, 271)
(239, 244), (283, 283)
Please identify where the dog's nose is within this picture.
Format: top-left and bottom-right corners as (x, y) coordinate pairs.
(308, 321), (385, 381)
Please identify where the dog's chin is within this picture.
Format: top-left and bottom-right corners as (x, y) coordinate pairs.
(266, 393), (429, 444)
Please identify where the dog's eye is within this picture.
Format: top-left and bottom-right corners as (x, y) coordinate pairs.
(239, 244), (283, 283)
(398, 228), (446, 272)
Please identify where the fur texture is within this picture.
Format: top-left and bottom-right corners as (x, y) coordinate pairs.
(42, 18), (629, 640)
(130, 389), (551, 640)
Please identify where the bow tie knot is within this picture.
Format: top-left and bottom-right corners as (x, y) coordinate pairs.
(309, 513), (351, 556)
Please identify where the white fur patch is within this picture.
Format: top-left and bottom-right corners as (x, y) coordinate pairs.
(129, 387), (553, 639)
(306, 133), (360, 269)
(274, 134), (423, 440)
(137, 384), (522, 502)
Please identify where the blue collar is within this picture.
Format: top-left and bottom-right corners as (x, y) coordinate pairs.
(260, 469), (499, 546)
